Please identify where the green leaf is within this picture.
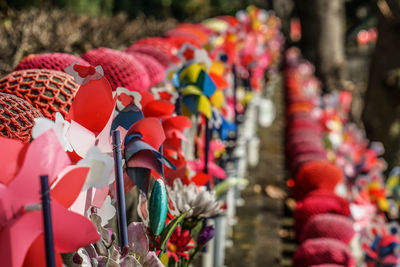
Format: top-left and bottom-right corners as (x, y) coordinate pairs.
(214, 178), (248, 198)
(159, 208), (192, 251)
(189, 219), (204, 240)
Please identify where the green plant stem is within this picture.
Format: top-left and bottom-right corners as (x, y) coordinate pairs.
(187, 245), (202, 266)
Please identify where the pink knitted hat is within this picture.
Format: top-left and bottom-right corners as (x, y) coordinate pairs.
(293, 238), (355, 267)
(0, 92), (42, 143)
(81, 47), (150, 91)
(294, 191), (350, 235)
(14, 53), (89, 72)
(130, 52), (165, 87)
(126, 44), (173, 68)
(300, 214), (355, 244)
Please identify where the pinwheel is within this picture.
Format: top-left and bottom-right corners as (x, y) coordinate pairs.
(178, 63), (217, 119)
(65, 62), (116, 158)
(188, 139), (226, 182)
(363, 227), (400, 267)
(123, 116), (175, 193)
(0, 130), (99, 267)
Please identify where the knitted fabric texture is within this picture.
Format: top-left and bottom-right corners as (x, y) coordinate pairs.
(294, 191), (350, 235)
(310, 265), (346, 267)
(0, 93), (42, 143)
(300, 214), (355, 244)
(0, 69), (79, 120)
(293, 238), (355, 267)
(14, 53), (89, 72)
(81, 48), (150, 91)
(290, 152), (328, 174)
(294, 160), (344, 200)
(126, 44), (173, 68)
(134, 37), (177, 56)
(167, 35), (203, 49)
(131, 52), (166, 87)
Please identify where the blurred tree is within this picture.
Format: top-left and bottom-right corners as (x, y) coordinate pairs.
(295, 0), (346, 92)
(363, 0), (400, 168)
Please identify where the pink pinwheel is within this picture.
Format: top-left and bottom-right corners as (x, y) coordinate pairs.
(0, 130), (99, 267)
(188, 139), (226, 183)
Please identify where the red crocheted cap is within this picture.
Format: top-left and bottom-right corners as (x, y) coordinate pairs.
(293, 238), (355, 267)
(131, 52), (165, 87)
(294, 191), (350, 235)
(0, 69), (79, 120)
(300, 214), (355, 244)
(166, 28), (207, 45)
(294, 161), (344, 200)
(126, 44), (173, 68)
(310, 265), (346, 267)
(14, 53), (89, 72)
(290, 152), (328, 174)
(0, 92), (42, 143)
(134, 37), (177, 56)
(81, 48), (150, 91)
(167, 35), (203, 49)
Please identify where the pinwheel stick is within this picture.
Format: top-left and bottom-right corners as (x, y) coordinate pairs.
(232, 64), (239, 128)
(112, 130), (129, 250)
(175, 85), (182, 115)
(40, 175), (56, 267)
(204, 117), (211, 175)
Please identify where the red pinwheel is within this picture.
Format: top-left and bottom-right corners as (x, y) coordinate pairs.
(0, 130), (99, 267)
(65, 62), (117, 158)
(124, 117), (175, 193)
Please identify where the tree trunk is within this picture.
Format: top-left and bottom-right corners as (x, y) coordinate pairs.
(363, 0), (400, 168)
(295, 0), (347, 92)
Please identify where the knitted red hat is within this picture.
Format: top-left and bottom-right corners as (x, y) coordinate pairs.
(81, 48), (150, 91)
(166, 29), (206, 45)
(294, 161), (344, 200)
(131, 52), (165, 87)
(293, 238), (355, 267)
(310, 265), (346, 267)
(14, 53), (89, 72)
(126, 44), (173, 68)
(0, 69), (79, 120)
(290, 152), (328, 174)
(294, 191), (350, 235)
(0, 93), (42, 143)
(300, 214), (355, 244)
(134, 37), (177, 55)
(167, 35), (203, 49)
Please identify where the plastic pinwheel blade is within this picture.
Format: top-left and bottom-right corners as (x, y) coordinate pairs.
(67, 72), (116, 136)
(126, 167), (151, 193)
(197, 70), (217, 97)
(111, 105), (144, 131)
(126, 118), (166, 150)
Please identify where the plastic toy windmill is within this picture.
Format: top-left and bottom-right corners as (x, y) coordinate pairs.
(0, 130), (99, 267)
(111, 103), (175, 194)
(177, 63), (217, 119)
(63, 62), (117, 159)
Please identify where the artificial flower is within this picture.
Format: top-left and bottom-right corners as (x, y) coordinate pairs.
(167, 179), (223, 218)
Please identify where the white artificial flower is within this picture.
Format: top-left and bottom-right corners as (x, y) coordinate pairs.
(77, 146), (114, 190)
(32, 112), (73, 152)
(167, 179), (223, 218)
